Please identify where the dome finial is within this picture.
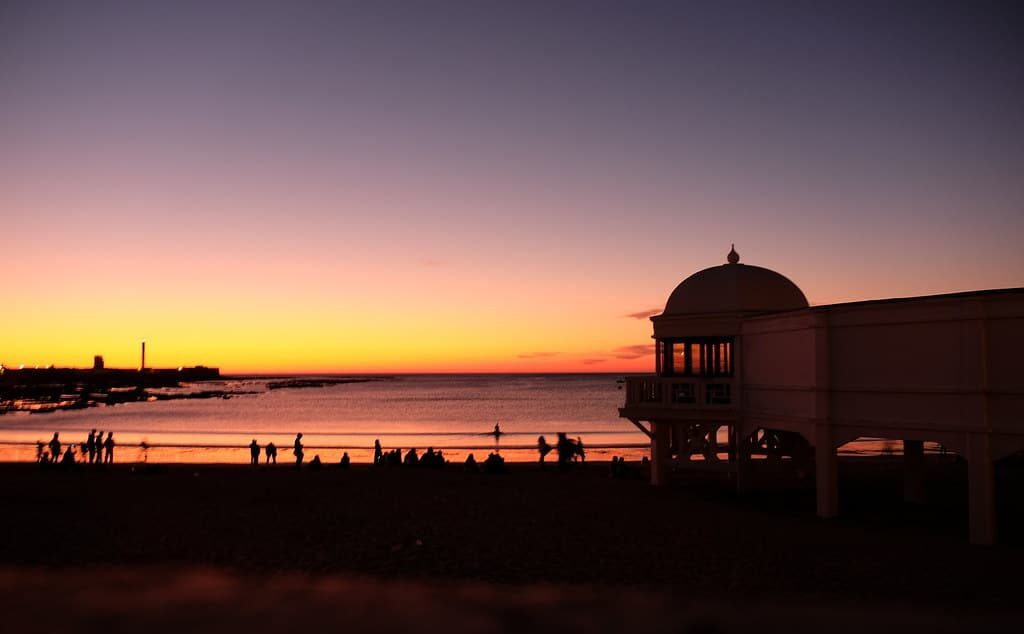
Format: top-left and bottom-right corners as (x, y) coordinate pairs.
(727, 244), (740, 264)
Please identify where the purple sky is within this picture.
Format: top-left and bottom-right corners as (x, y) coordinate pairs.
(2, 1), (1023, 370)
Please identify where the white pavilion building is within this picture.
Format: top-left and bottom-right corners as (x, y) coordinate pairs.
(620, 247), (1024, 544)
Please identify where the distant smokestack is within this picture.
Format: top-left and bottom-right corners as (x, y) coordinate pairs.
(93, 355), (104, 370)
(140, 340), (146, 371)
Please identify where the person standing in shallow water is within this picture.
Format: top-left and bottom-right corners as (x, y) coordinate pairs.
(103, 432), (115, 464)
(249, 439), (260, 466)
(293, 433), (304, 468)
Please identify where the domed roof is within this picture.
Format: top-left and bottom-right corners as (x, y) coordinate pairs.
(663, 246), (808, 316)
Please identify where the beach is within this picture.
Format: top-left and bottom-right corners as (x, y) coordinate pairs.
(3, 458), (1023, 607)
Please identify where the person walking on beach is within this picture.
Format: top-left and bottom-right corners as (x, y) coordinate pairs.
(249, 439), (260, 466)
(537, 435), (552, 467)
(373, 439), (383, 465)
(556, 432), (574, 469)
(293, 433), (304, 468)
(576, 437), (586, 463)
(103, 432), (115, 464)
(266, 442), (277, 464)
(48, 433), (62, 463)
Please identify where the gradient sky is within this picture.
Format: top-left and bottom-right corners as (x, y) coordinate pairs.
(2, 0), (1022, 373)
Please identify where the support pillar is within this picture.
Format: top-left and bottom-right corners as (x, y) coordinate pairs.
(966, 433), (996, 545)
(903, 440), (926, 504)
(735, 429), (753, 493)
(651, 421), (671, 486)
(815, 425), (838, 519)
(704, 425), (719, 462)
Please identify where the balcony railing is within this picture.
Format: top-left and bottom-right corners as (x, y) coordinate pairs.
(622, 376), (736, 410)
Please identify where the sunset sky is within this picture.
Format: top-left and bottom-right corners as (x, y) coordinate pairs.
(2, 1), (1022, 373)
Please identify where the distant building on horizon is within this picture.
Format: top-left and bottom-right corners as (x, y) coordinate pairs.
(620, 246), (1024, 544)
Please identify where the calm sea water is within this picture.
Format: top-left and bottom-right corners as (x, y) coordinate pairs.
(0, 373), (917, 464)
(0, 374), (649, 463)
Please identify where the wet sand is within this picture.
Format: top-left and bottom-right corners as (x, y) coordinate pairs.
(2, 458), (1023, 629)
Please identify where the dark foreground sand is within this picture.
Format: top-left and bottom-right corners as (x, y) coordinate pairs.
(2, 459), (1023, 631)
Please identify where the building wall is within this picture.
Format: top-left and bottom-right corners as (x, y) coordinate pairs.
(740, 312), (821, 428)
(736, 290), (1024, 448)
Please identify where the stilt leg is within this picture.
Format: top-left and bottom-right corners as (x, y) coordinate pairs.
(735, 429), (753, 493)
(651, 422), (670, 486)
(815, 425), (838, 519)
(967, 433), (996, 545)
(903, 440), (926, 504)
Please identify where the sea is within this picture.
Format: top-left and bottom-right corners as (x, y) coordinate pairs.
(0, 374), (649, 464)
(0, 374), (914, 464)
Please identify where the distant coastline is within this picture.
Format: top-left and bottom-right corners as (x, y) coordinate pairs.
(0, 366), (392, 415)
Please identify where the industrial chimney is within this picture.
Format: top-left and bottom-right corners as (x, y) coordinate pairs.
(140, 340), (146, 372)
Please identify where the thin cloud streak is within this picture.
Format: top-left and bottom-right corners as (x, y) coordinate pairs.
(517, 352), (560, 359)
(625, 308), (661, 320)
(612, 344), (654, 359)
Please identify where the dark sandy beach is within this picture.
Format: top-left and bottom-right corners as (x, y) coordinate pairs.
(2, 458), (1023, 631)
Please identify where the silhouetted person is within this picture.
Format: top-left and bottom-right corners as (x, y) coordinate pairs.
(103, 432), (115, 464)
(339, 452), (350, 469)
(309, 454), (322, 469)
(86, 430), (96, 464)
(61, 445), (76, 466)
(249, 439), (260, 465)
(373, 439), (383, 465)
(35, 441), (44, 463)
(463, 453), (479, 472)
(293, 433), (304, 468)
(404, 448), (419, 466)
(266, 442), (277, 464)
(556, 432), (574, 468)
(610, 456), (625, 478)
(95, 431), (104, 463)
(484, 452), (505, 474)
(48, 433), (61, 464)
(537, 436), (552, 466)
(576, 437), (586, 463)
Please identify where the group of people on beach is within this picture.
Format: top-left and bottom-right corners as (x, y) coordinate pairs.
(239, 430), (596, 470)
(37, 430), (115, 466)
(32, 427), (609, 470)
(249, 439), (279, 464)
(373, 439), (447, 468)
(247, 434), (352, 470)
(537, 432), (586, 468)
